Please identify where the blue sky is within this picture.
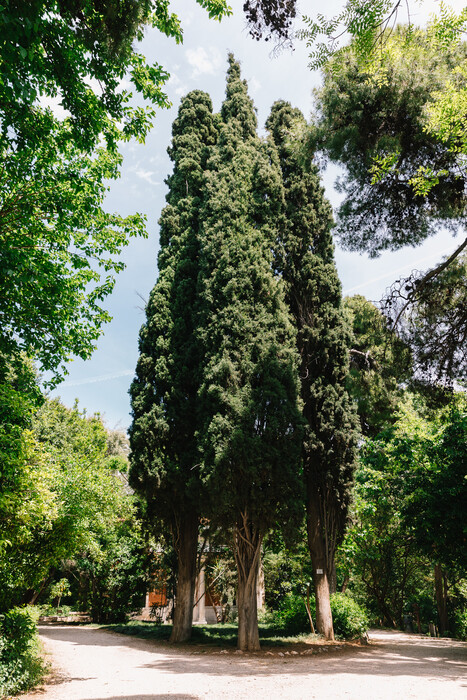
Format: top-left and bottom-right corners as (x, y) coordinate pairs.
(48, 0), (462, 430)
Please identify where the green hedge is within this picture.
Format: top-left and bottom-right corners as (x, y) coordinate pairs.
(0, 606), (45, 697)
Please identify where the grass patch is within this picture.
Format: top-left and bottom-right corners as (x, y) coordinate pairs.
(101, 621), (322, 649)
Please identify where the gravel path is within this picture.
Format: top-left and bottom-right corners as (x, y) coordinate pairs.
(19, 626), (467, 700)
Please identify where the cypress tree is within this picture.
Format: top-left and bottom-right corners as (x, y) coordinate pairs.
(266, 101), (359, 640)
(196, 57), (303, 652)
(129, 90), (218, 643)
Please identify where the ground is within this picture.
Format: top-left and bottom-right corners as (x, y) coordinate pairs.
(19, 627), (467, 700)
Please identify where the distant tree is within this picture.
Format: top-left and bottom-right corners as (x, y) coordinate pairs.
(68, 517), (149, 624)
(0, 393), (133, 612)
(344, 295), (411, 435)
(349, 395), (467, 633)
(196, 58), (303, 652)
(129, 90), (219, 642)
(392, 398), (467, 633)
(339, 446), (429, 629)
(266, 100), (359, 640)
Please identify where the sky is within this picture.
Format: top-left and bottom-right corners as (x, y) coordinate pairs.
(48, 0), (463, 430)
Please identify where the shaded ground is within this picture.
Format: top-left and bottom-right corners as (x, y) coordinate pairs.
(19, 626), (467, 700)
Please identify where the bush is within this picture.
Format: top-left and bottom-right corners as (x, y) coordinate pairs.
(0, 606), (46, 697)
(330, 593), (369, 639)
(453, 607), (467, 640)
(276, 593), (315, 633)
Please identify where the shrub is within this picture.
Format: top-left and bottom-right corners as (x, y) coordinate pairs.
(453, 607), (467, 640)
(0, 606), (46, 697)
(330, 593), (369, 639)
(276, 593), (315, 633)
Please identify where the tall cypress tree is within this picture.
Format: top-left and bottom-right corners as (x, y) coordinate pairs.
(196, 57), (303, 651)
(266, 101), (359, 640)
(129, 90), (218, 643)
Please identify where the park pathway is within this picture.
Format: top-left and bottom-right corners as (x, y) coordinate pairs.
(19, 627), (467, 700)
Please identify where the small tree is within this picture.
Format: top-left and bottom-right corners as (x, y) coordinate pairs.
(49, 579), (71, 611)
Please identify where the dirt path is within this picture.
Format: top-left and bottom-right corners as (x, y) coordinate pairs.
(19, 626), (467, 700)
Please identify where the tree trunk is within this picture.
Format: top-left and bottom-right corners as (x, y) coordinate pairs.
(306, 491), (335, 640)
(28, 574), (52, 605)
(170, 511), (198, 643)
(234, 514), (262, 652)
(328, 561), (337, 594)
(434, 564), (448, 635)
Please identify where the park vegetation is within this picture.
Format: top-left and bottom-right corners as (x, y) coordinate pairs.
(0, 0), (466, 693)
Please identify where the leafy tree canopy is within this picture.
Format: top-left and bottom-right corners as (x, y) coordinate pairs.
(362, 394), (467, 576)
(312, 25), (467, 383)
(0, 391), (135, 611)
(0, 0), (231, 383)
(312, 25), (467, 255)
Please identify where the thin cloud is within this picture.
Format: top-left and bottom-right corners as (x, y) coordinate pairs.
(186, 47), (222, 77)
(134, 168), (160, 186)
(61, 370), (134, 387)
(343, 247), (455, 295)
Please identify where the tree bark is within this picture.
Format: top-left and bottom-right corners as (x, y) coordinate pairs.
(234, 514), (262, 651)
(328, 561), (337, 594)
(434, 563), (448, 635)
(306, 491), (335, 640)
(169, 511), (198, 643)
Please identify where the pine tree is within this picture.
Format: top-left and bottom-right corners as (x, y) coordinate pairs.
(196, 57), (303, 651)
(129, 90), (218, 643)
(266, 101), (359, 640)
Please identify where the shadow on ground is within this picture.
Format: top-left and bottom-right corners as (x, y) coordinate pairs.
(38, 626), (467, 683)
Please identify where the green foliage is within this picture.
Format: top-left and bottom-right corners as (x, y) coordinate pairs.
(71, 520), (149, 623)
(312, 24), (467, 383)
(390, 397), (467, 573)
(0, 0), (231, 381)
(344, 295), (411, 435)
(0, 122), (147, 381)
(340, 393), (467, 631)
(263, 531), (314, 609)
(313, 25), (467, 257)
(49, 578), (71, 609)
(0, 394), (138, 613)
(0, 363), (58, 612)
(276, 593), (313, 632)
(399, 252), (467, 384)
(453, 607), (467, 640)
(300, 0), (399, 70)
(0, 606), (45, 697)
(340, 439), (431, 628)
(330, 593), (369, 639)
(197, 59), (303, 536)
(130, 89), (219, 540)
(266, 100), (359, 580)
